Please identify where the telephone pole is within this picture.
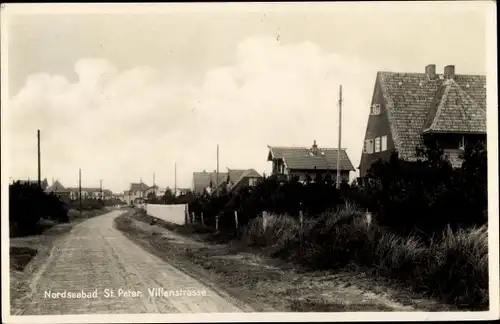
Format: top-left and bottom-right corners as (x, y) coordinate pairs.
(79, 168), (82, 215)
(336, 85), (342, 189)
(100, 179), (103, 199)
(37, 130), (41, 189)
(174, 162), (177, 197)
(216, 144), (219, 197)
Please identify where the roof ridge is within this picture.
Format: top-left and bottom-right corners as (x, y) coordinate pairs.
(428, 80), (453, 130)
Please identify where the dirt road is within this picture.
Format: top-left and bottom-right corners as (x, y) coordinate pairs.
(17, 210), (246, 315)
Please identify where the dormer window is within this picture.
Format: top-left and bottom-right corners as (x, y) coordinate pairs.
(370, 104), (381, 115)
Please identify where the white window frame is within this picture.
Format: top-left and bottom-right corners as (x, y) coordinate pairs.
(381, 135), (388, 151)
(370, 104), (381, 115)
(459, 136), (466, 149)
(364, 139), (374, 154)
(375, 137), (381, 153)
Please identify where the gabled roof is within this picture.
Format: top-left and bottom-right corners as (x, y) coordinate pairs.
(230, 169), (262, 190)
(46, 180), (67, 192)
(378, 71), (486, 160)
(422, 79), (486, 134)
(130, 182), (149, 191)
(267, 145), (355, 171)
(193, 171), (228, 193)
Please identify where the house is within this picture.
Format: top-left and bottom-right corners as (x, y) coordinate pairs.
(124, 182), (149, 205)
(359, 64), (486, 176)
(45, 179), (71, 198)
(192, 171), (228, 195)
(216, 168), (263, 193)
(267, 141), (355, 183)
(66, 187), (106, 200)
(173, 188), (191, 197)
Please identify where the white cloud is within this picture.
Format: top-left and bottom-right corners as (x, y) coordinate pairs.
(7, 35), (378, 192)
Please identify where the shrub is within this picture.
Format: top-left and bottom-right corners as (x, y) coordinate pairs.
(423, 225), (488, 308)
(9, 181), (69, 236)
(243, 213), (300, 248)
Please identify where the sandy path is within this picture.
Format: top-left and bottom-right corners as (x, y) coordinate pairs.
(19, 210), (244, 315)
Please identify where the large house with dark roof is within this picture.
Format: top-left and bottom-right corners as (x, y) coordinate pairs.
(267, 141), (355, 183)
(217, 168), (263, 193)
(359, 64), (486, 176)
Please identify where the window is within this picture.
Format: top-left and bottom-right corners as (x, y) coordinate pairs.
(459, 136), (466, 149)
(381, 135), (388, 151)
(370, 104), (381, 115)
(364, 139), (374, 154)
(249, 178), (258, 186)
(375, 137), (381, 152)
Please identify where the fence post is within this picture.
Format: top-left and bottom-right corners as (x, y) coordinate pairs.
(215, 214), (219, 231)
(299, 210), (304, 228)
(185, 208), (190, 224)
(201, 212), (205, 227)
(191, 212), (195, 225)
(234, 210), (239, 229)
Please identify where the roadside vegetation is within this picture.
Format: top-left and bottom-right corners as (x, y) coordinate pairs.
(139, 141), (488, 310)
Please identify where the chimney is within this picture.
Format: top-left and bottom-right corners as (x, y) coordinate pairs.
(444, 65), (455, 80)
(311, 140), (319, 155)
(425, 64), (436, 80)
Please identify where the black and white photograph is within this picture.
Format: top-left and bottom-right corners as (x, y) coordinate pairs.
(1, 2), (498, 323)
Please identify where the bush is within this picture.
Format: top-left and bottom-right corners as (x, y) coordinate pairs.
(9, 181), (69, 236)
(423, 225), (488, 308)
(243, 213), (300, 248)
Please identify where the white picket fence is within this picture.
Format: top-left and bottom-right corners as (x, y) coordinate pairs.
(146, 203), (187, 225)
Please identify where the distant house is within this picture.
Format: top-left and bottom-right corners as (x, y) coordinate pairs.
(16, 178), (49, 190)
(359, 64), (486, 176)
(66, 187), (106, 200)
(192, 171), (228, 195)
(173, 188), (191, 197)
(124, 182), (149, 205)
(216, 168), (263, 193)
(267, 141), (355, 183)
(45, 179), (71, 198)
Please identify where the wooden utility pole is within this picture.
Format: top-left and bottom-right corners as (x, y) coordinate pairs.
(100, 179), (103, 199)
(337, 85), (342, 189)
(216, 145), (219, 197)
(79, 168), (82, 216)
(37, 130), (41, 189)
(174, 162), (177, 197)
(153, 173), (155, 186)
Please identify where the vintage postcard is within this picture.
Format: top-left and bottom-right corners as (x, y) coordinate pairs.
(1, 2), (498, 323)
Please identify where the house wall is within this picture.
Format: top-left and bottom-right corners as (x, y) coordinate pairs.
(423, 133), (487, 149)
(288, 170), (350, 183)
(359, 77), (397, 176)
(271, 159), (286, 174)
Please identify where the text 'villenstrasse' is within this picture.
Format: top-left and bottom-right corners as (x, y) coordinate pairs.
(44, 288), (208, 299)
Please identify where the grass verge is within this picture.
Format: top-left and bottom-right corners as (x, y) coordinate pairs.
(115, 210), (453, 312)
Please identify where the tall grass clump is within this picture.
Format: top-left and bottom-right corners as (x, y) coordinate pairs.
(268, 202), (489, 309)
(423, 225), (488, 308)
(243, 213), (300, 249)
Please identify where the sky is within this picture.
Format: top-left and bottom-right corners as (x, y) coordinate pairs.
(1, 2), (492, 193)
